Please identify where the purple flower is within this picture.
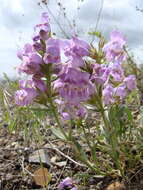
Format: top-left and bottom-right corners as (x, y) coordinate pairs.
(71, 36), (90, 57)
(43, 38), (61, 64)
(58, 177), (73, 190)
(15, 77), (47, 106)
(34, 79), (47, 92)
(91, 63), (110, 84)
(103, 31), (126, 63)
(33, 42), (44, 52)
(67, 56), (84, 68)
(15, 88), (37, 106)
(17, 44), (42, 75)
(76, 106), (87, 118)
(41, 12), (50, 23)
(18, 57), (41, 75)
(54, 67), (94, 103)
(63, 37), (89, 57)
(19, 79), (47, 92)
(110, 63), (124, 82)
(17, 43), (33, 60)
(61, 36), (90, 67)
(114, 84), (127, 99)
(61, 112), (71, 120)
(124, 75), (136, 91)
(33, 12), (51, 41)
(103, 83), (115, 105)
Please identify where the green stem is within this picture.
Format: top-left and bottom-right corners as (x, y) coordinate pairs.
(81, 124), (101, 173)
(71, 137), (97, 172)
(95, 93), (124, 175)
(46, 65), (68, 140)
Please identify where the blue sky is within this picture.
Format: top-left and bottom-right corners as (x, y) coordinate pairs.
(0, 0), (143, 78)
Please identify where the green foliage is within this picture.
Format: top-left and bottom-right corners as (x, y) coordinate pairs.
(88, 31), (102, 38)
(0, 76), (51, 144)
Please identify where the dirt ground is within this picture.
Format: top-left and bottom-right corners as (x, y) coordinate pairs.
(1, 125), (143, 190)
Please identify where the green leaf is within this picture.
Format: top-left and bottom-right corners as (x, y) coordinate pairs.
(72, 138), (88, 161)
(124, 106), (133, 121)
(88, 31), (102, 38)
(51, 127), (67, 141)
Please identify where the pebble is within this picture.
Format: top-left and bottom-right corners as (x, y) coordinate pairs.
(28, 149), (50, 167)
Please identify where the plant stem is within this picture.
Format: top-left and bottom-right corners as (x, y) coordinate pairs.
(46, 65), (68, 140)
(81, 123), (101, 173)
(95, 93), (124, 175)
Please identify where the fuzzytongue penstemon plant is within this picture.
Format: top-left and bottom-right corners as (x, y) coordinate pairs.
(15, 13), (137, 176)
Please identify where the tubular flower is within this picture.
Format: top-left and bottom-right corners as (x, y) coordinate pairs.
(114, 84), (127, 99)
(109, 63), (124, 82)
(43, 38), (61, 64)
(91, 63), (110, 84)
(33, 12), (51, 41)
(123, 75), (137, 91)
(61, 36), (90, 67)
(17, 44), (42, 75)
(15, 78), (47, 106)
(103, 83), (115, 105)
(14, 88), (37, 106)
(103, 31), (126, 64)
(19, 79), (47, 92)
(54, 67), (94, 103)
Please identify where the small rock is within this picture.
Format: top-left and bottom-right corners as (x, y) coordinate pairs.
(29, 149), (50, 167)
(106, 182), (125, 190)
(11, 142), (18, 147)
(55, 161), (67, 167)
(6, 174), (14, 180)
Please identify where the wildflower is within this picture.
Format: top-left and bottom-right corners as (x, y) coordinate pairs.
(55, 98), (87, 120)
(61, 112), (71, 120)
(19, 79), (47, 92)
(63, 37), (89, 57)
(43, 38), (61, 64)
(124, 75), (136, 91)
(32, 79), (47, 92)
(91, 63), (110, 84)
(33, 42), (44, 52)
(17, 43), (32, 60)
(17, 44), (42, 75)
(15, 78), (47, 106)
(33, 12), (51, 41)
(76, 106), (87, 118)
(103, 83), (115, 105)
(114, 84), (127, 99)
(61, 36), (90, 67)
(71, 36), (90, 57)
(103, 30), (126, 64)
(58, 177), (76, 190)
(110, 63), (124, 82)
(54, 67), (94, 103)
(14, 88), (37, 106)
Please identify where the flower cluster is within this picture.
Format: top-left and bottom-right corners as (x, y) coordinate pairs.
(91, 62), (136, 105)
(53, 37), (93, 119)
(103, 30), (126, 64)
(15, 12), (137, 119)
(15, 13), (55, 106)
(54, 66), (94, 119)
(33, 12), (51, 41)
(14, 79), (47, 106)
